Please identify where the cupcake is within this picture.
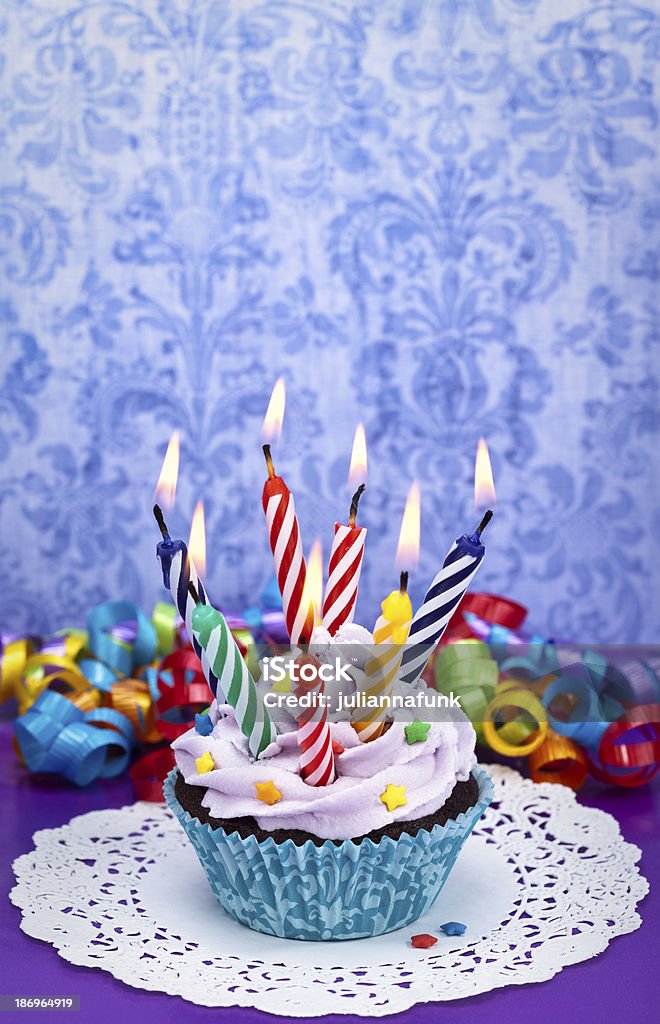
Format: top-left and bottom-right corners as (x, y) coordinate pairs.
(164, 701), (492, 940)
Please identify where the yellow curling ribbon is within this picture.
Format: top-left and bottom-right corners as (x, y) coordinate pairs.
(482, 688), (548, 756)
(17, 655), (89, 715)
(0, 640), (33, 704)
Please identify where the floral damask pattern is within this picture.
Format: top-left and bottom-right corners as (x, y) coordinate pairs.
(0, 0), (658, 641)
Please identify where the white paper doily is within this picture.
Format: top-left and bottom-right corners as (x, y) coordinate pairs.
(10, 765), (648, 1016)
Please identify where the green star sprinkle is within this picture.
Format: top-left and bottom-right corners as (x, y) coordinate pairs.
(405, 720), (431, 745)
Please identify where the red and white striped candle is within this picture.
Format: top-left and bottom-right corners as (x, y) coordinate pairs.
(294, 654), (335, 786)
(262, 444), (315, 646)
(321, 484), (367, 635)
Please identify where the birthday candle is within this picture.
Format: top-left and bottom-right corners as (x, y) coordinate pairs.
(294, 654), (335, 786)
(354, 573), (412, 742)
(400, 511), (493, 687)
(190, 588), (277, 759)
(153, 501), (221, 701)
(322, 484), (367, 635)
(400, 441), (496, 687)
(262, 443), (315, 646)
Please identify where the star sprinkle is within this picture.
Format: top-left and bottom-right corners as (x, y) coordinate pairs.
(405, 720), (431, 745)
(195, 751), (215, 775)
(332, 740), (345, 756)
(440, 921), (467, 936)
(256, 780), (282, 805)
(411, 933), (438, 949)
(194, 712), (214, 736)
(380, 783), (407, 812)
(272, 675), (291, 694)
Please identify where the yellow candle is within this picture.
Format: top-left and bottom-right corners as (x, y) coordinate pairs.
(354, 573), (412, 742)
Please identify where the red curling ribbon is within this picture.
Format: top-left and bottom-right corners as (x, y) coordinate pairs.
(444, 592), (528, 643)
(155, 649), (210, 740)
(601, 707), (660, 767)
(130, 747), (176, 802)
(587, 704), (660, 787)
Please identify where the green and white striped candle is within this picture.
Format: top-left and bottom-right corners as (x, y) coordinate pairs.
(191, 599), (277, 759)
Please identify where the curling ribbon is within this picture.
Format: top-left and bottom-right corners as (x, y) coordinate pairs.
(155, 649), (210, 741)
(434, 641), (498, 743)
(588, 704), (660, 787)
(445, 592), (528, 643)
(11, 600), (207, 792)
(15, 689), (133, 785)
(130, 747), (176, 802)
(529, 734), (589, 791)
(444, 602), (660, 788)
(482, 688), (548, 756)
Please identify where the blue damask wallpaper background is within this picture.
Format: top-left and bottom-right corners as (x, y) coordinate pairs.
(1, 0), (659, 641)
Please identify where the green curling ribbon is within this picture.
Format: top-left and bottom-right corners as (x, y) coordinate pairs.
(434, 641), (499, 742)
(152, 601), (179, 655)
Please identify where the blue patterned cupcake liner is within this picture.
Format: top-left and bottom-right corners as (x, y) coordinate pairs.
(164, 765), (493, 941)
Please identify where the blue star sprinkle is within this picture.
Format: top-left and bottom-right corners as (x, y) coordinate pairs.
(194, 712), (214, 736)
(440, 921), (467, 936)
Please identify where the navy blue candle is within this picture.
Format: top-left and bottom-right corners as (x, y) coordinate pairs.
(400, 511), (493, 688)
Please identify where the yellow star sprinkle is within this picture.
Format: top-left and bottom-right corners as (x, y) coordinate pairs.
(380, 783), (407, 812)
(195, 751), (215, 775)
(256, 780), (282, 805)
(272, 675), (291, 694)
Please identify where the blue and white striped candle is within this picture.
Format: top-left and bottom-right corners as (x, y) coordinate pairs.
(399, 511), (493, 688)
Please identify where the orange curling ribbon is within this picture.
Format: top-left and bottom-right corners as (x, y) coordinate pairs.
(529, 732), (589, 791)
(110, 679), (161, 743)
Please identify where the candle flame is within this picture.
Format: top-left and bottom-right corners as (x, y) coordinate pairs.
(348, 422), (368, 484)
(305, 539), (324, 625)
(154, 431), (180, 510)
(474, 438), (496, 509)
(261, 378), (286, 442)
(188, 500), (207, 580)
(396, 482), (421, 570)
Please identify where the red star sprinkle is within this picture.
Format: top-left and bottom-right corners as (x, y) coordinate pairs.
(411, 933), (438, 949)
(332, 740), (345, 756)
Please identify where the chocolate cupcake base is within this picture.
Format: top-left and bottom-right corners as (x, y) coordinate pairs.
(174, 770), (479, 847)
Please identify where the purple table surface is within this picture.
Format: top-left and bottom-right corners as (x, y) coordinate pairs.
(1, 722), (657, 1024)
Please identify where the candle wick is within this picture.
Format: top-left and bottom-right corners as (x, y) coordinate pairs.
(399, 571), (409, 594)
(475, 509), (494, 537)
(262, 443), (275, 479)
(188, 580), (200, 605)
(153, 503), (170, 539)
(348, 483), (366, 526)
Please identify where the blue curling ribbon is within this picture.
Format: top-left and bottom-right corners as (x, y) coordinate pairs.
(14, 689), (133, 786)
(541, 667), (609, 751)
(87, 601), (157, 677)
(77, 658), (118, 692)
